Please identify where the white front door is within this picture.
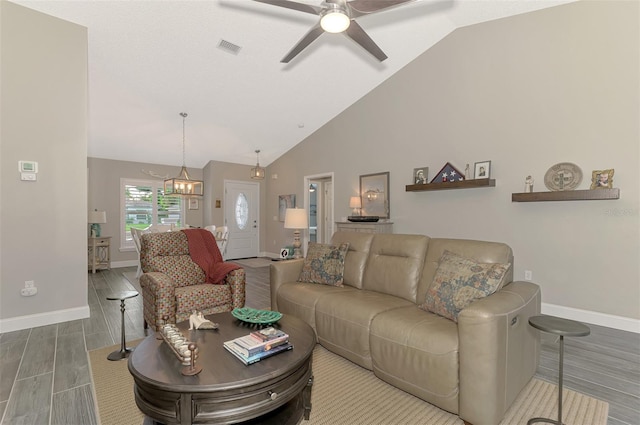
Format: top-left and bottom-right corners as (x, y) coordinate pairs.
(224, 181), (259, 259)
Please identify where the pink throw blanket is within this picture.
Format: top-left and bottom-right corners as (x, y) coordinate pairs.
(182, 229), (241, 284)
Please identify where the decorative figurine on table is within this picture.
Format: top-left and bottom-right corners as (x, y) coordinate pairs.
(525, 175), (534, 193)
(189, 311), (219, 330)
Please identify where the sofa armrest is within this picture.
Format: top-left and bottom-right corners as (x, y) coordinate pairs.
(269, 259), (304, 311)
(139, 272), (178, 325)
(226, 268), (246, 309)
(457, 281), (541, 425)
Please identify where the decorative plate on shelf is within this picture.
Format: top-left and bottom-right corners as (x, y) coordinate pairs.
(232, 307), (283, 325)
(544, 162), (583, 191)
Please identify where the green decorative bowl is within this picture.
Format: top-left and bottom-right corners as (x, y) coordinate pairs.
(231, 307), (283, 325)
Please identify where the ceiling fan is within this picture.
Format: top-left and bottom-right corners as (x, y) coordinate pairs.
(253, 0), (418, 63)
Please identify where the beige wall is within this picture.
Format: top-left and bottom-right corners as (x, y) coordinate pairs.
(265, 1), (640, 323)
(0, 2), (89, 329)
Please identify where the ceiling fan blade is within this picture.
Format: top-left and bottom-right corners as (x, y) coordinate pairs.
(344, 20), (387, 61)
(281, 24), (325, 63)
(348, 0), (417, 17)
(252, 0), (322, 15)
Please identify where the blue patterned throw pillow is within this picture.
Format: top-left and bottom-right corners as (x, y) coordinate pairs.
(420, 250), (511, 322)
(298, 242), (350, 286)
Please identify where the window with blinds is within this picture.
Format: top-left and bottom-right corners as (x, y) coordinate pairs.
(121, 179), (184, 248)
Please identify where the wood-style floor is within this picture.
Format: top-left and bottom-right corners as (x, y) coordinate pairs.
(0, 265), (638, 425)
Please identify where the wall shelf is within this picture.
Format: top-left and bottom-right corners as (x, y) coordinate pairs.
(405, 178), (495, 192)
(512, 188), (620, 202)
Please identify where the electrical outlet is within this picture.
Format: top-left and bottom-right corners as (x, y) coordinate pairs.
(524, 270), (533, 281)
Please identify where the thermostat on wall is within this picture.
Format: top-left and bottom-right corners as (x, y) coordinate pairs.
(19, 161), (38, 173)
(19, 161), (38, 181)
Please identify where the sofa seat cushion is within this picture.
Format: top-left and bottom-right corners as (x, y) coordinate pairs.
(175, 283), (232, 317)
(276, 282), (356, 333)
(370, 306), (459, 414)
(315, 290), (413, 369)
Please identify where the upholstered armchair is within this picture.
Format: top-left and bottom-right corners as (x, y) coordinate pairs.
(139, 230), (245, 331)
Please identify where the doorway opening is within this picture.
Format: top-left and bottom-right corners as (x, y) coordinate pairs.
(304, 173), (334, 250)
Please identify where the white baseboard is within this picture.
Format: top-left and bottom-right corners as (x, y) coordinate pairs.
(0, 305), (90, 333)
(542, 303), (640, 334)
(111, 260), (138, 268)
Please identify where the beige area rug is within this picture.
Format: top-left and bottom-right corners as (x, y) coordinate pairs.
(88, 344), (608, 425)
(232, 257), (274, 268)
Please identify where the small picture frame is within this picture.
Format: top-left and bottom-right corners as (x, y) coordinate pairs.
(590, 169), (614, 189)
(188, 198), (199, 210)
(413, 167), (429, 184)
(474, 161), (491, 179)
(278, 194), (296, 221)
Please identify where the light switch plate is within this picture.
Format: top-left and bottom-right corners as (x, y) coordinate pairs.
(21, 173), (37, 181)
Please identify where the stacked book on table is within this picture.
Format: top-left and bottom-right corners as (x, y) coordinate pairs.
(224, 327), (292, 365)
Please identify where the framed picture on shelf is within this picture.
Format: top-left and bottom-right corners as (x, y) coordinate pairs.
(590, 169), (614, 189)
(474, 161), (491, 179)
(413, 167), (428, 184)
(360, 172), (390, 218)
(278, 194), (296, 221)
(188, 198), (199, 210)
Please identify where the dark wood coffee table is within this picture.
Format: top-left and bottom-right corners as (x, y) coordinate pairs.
(128, 312), (315, 425)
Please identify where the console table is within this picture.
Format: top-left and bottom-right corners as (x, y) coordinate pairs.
(88, 236), (111, 273)
(335, 221), (393, 234)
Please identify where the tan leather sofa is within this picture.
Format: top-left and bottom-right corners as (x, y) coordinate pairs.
(270, 232), (540, 425)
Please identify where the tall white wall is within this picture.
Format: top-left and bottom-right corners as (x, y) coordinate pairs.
(0, 2), (89, 331)
(265, 1), (639, 328)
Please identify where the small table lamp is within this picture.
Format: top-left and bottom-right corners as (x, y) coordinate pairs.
(88, 210), (107, 237)
(349, 196), (362, 216)
(284, 208), (308, 259)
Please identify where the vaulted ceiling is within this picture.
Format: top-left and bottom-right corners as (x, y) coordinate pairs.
(15, 0), (571, 168)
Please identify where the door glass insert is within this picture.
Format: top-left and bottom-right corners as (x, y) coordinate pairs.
(235, 193), (249, 229)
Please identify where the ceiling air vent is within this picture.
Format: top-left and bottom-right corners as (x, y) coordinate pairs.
(218, 39), (241, 55)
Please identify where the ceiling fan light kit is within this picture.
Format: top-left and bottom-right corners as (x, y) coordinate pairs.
(253, 0), (418, 63)
(320, 4), (350, 33)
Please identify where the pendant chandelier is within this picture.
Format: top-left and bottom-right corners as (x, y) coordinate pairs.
(250, 149), (265, 180)
(164, 112), (204, 197)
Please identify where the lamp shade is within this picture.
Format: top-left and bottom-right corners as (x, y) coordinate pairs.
(284, 208), (308, 229)
(88, 210), (107, 224)
(349, 196), (362, 209)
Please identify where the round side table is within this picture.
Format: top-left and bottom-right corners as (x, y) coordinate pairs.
(106, 290), (139, 361)
(527, 315), (590, 425)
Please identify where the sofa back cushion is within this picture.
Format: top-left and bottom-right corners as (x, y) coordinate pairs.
(417, 238), (514, 304)
(331, 232), (374, 289)
(140, 231), (206, 287)
(362, 234), (430, 303)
